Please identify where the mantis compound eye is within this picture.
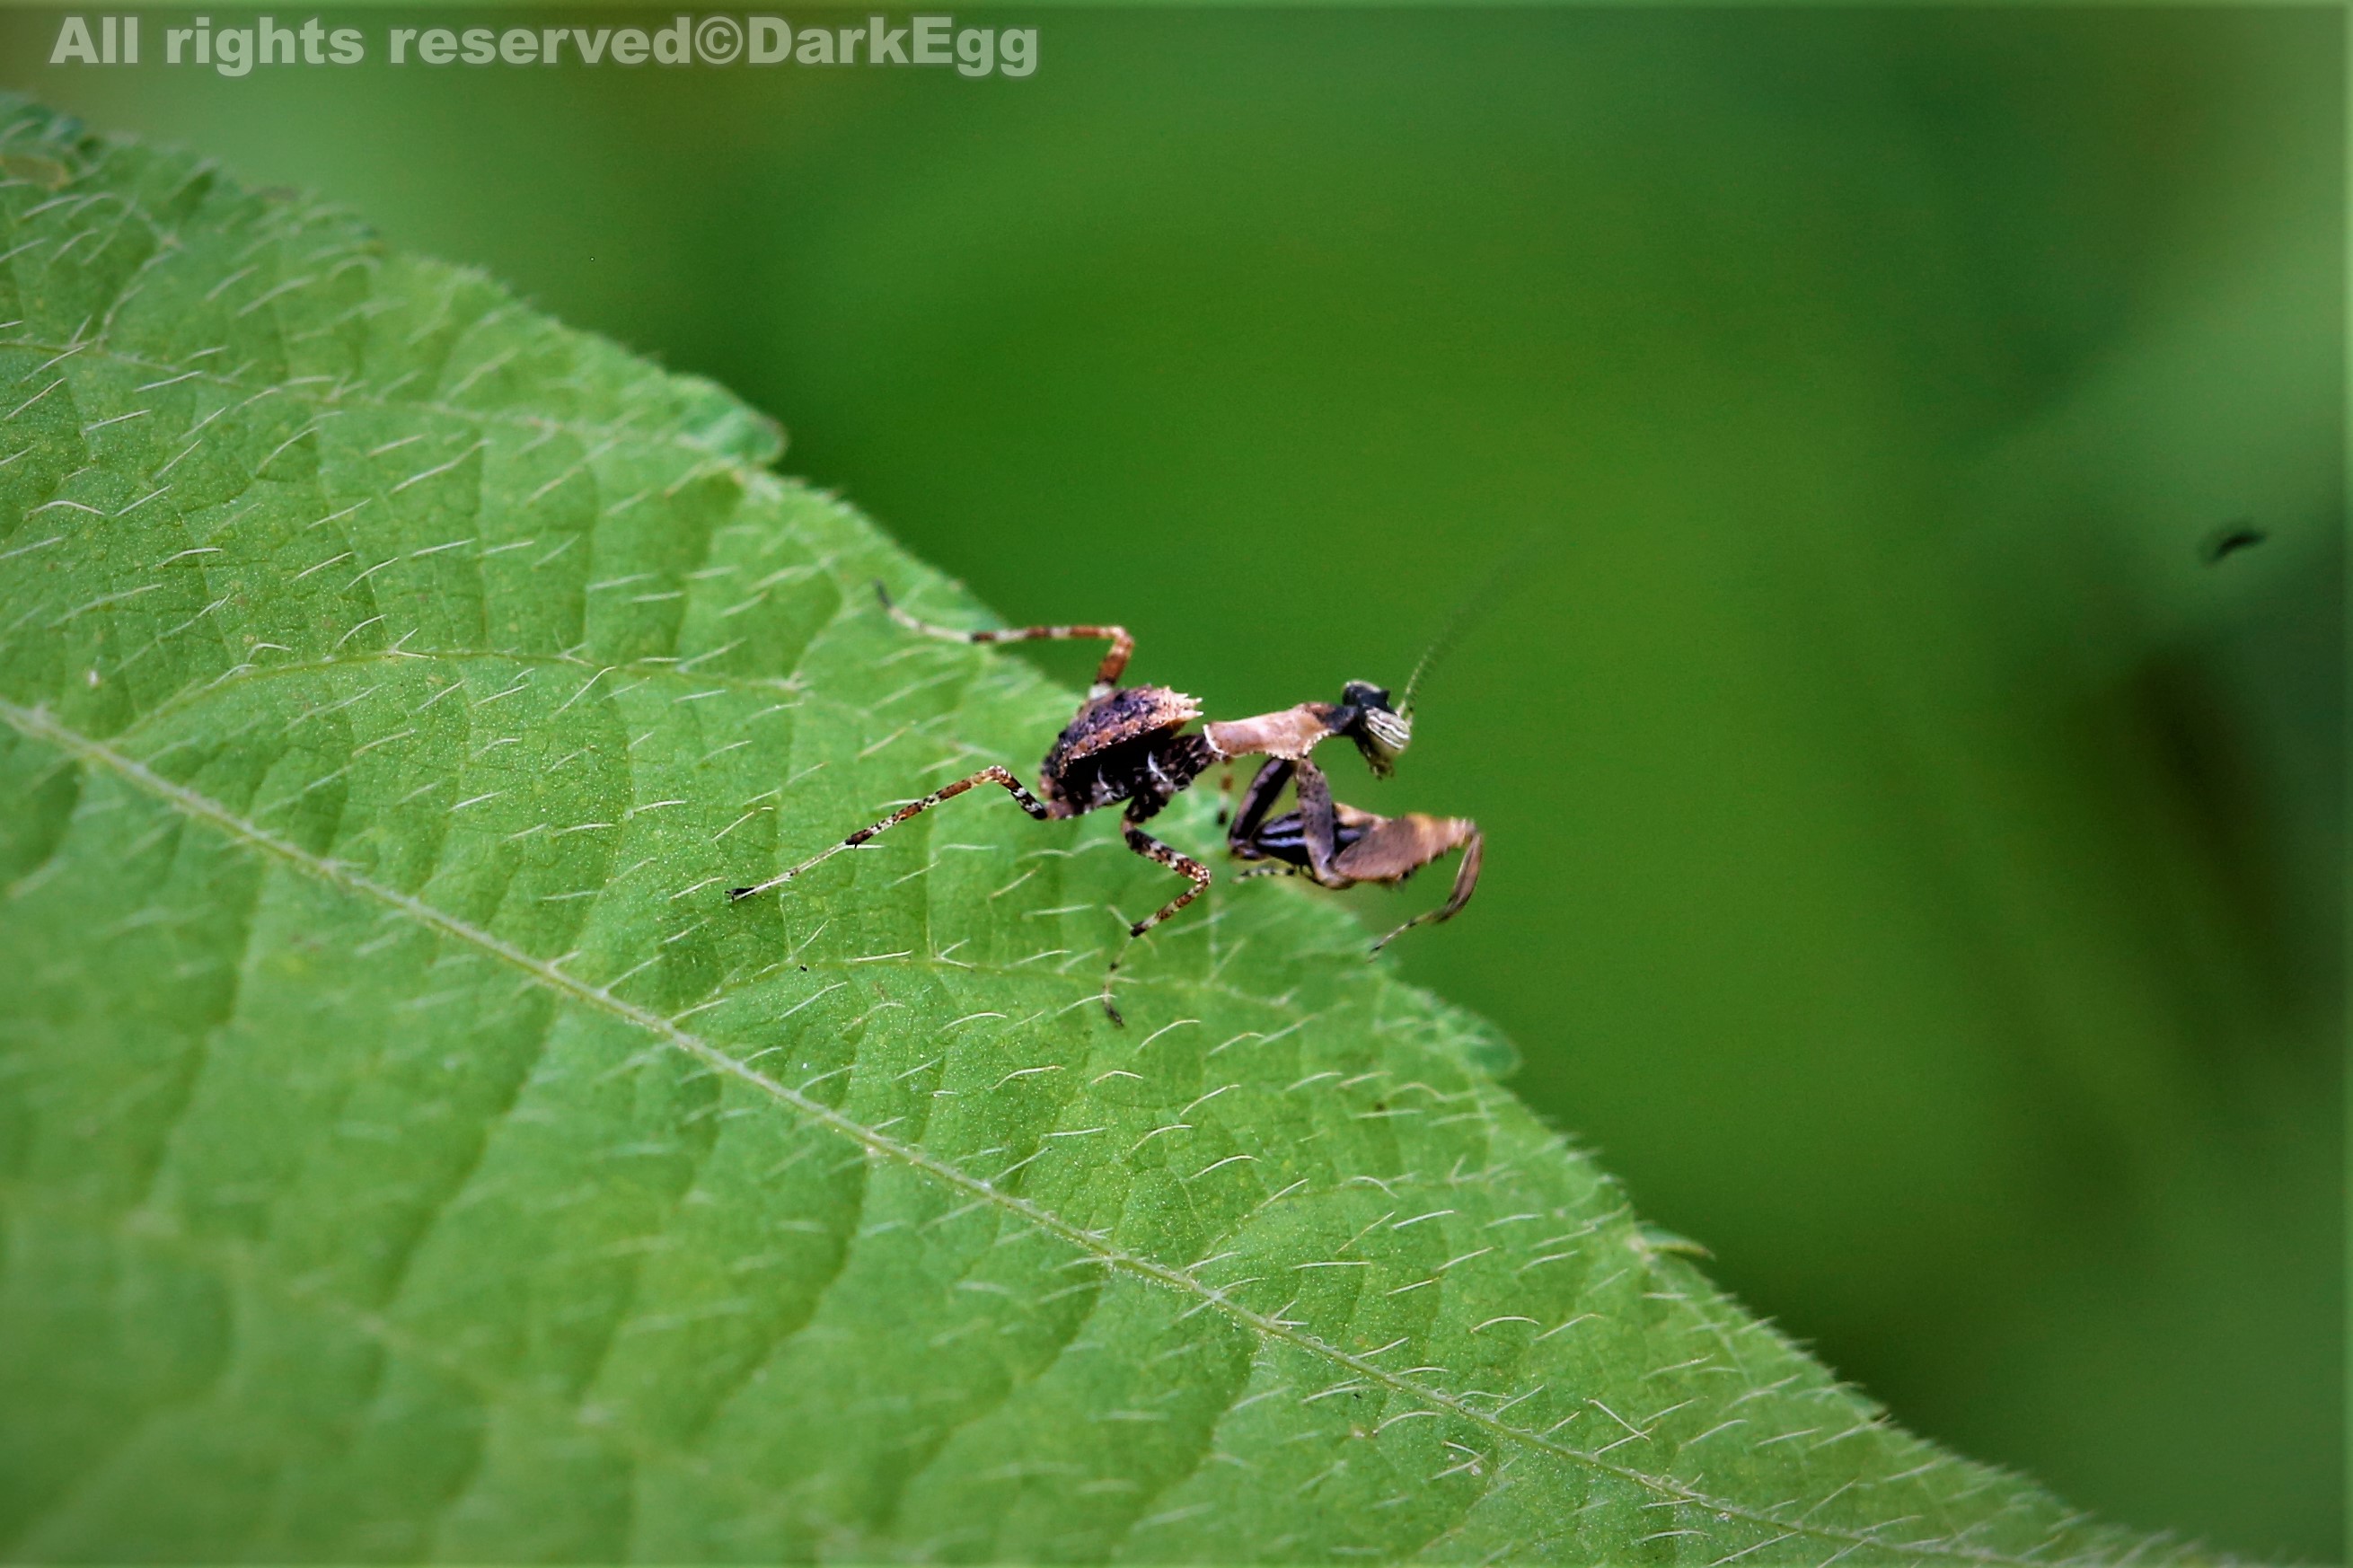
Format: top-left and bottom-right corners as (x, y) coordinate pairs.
(1362, 705), (1412, 755)
(1341, 681), (1412, 775)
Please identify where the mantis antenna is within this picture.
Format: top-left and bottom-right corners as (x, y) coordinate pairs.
(1399, 531), (1547, 718)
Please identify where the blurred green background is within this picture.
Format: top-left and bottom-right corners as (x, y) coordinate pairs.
(12, 5), (2342, 1557)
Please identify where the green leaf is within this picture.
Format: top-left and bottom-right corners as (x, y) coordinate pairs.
(0, 98), (2190, 1565)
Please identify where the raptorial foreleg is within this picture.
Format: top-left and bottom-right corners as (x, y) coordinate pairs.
(1225, 782), (1483, 954)
(1336, 815), (1484, 952)
(1228, 757), (1347, 885)
(1225, 757), (1293, 855)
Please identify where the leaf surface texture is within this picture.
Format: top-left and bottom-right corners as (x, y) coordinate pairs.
(0, 101), (2187, 1566)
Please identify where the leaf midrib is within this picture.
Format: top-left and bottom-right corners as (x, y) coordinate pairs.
(0, 695), (2080, 1567)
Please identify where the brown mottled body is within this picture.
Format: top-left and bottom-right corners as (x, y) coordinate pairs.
(731, 584), (1477, 1020)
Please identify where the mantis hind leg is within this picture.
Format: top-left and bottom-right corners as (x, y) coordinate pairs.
(727, 765), (1052, 902)
(877, 582), (1134, 692)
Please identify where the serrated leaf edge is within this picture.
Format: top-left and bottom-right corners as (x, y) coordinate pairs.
(0, 694), (2152, 1568)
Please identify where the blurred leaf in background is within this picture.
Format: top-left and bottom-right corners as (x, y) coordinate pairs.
(21, 4), (2342, 1558)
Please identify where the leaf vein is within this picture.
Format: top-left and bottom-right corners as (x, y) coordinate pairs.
(0, 698), (2127, 1568)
